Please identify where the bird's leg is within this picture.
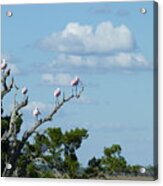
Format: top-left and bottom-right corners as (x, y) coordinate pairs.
(36, 115), (38, 121)
(63, 92), (65, 101)
(75, 86), (78, 96)
(72, 87), (74, 96)
(55, 98), (59, 106)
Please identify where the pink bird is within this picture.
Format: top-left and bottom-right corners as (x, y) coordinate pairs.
(54, 88), (61, 97)
(71, 76), (80, 96)
(1, 59), (7, 70)
(54, 88), (61, 105)
(71, 76), (80, 87)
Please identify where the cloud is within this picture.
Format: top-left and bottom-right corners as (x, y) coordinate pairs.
(39, 21), (135, 55)
(38, 21), (150, 71)
(51, 52), (149, 70)
(42, 73), (73, 86)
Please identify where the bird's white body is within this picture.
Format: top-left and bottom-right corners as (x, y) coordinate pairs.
(21, 87), (28, 95)
(71, 76), (80, 86)
(33, 107), (41, 117)
(71, 76), (80, 96)
(54, 88), (61, 97)
(1, 59), (7, 70)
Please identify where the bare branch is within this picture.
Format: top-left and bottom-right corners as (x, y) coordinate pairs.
(1, 69), (14, 100)
(3, 86), (84, 177)
(22, 86), (84, 142)
(1, 96), (29, 141)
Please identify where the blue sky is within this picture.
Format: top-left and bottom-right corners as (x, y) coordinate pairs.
(2, 1), (155, 167)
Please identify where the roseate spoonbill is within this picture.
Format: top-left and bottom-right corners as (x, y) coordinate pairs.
(33, 107), (41, 120)
(21, 86), (28, 99)
(21, 87), (28, 95)
(71, 76), (80, 96)
(54, 88), (61, 105)
(1, 59), (7, 70)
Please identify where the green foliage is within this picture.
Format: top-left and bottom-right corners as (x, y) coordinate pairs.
(1, 116), (10, 136)
(26, 163), (40, 178)
(84, 157), (102, 178)
(63, 128), (88, 178)
(1, 114), (23, 176)
(1, 116), (155, 179)
(102, 144), (127, 175)
(14, 114), (23, 134)
(15, 127), (88, 178)
(63, 128), (88, 149)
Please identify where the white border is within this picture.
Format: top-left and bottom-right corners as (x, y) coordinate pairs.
(0, 0), (162, 186)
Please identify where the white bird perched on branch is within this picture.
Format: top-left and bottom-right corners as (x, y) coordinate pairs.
(33, 107), (41, 120)
(71, 76), (80, 96)
(54, 88), (61, 97)
(1, 59), (7, 70)
(21, 86), (28, 95)
(21, 86), (28, 99)
(54, 88), (61, 105)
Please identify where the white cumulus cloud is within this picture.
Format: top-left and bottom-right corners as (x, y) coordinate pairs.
(38, 21), (150, 71)
(39, 21), (135, 55)
(51, 52), (149, 70)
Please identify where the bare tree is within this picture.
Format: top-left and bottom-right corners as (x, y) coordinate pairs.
(1, 61), (84, 177)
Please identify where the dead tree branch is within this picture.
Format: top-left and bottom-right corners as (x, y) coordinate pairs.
(2, 86), (84, 177)
(1, 64), (84, 177)
(1, 69), (14, 100)
(22, 86), (84, 142)
(1, 97), (29, 141)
